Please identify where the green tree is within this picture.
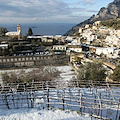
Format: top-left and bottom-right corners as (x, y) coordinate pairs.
(77, 60), (106, 82)
(2, 48), (8, 56)
(19, 42), (23, 47)
(22, 35), (27, 40)
(0, 27), (8, 36)
(31, 40), (36, 45)
(9, 49), (13, 56)
(28, 28), (33, 36)
(8, 42), (13, 49)
(32, 47), (36, 54)
(110, 65), (120, 82)
(12, 45), (18, 54)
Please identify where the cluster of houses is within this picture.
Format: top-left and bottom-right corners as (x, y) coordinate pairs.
(78, 21), (120, 59)
(79, 26), (120, 48)
(0, 23), (120, 67)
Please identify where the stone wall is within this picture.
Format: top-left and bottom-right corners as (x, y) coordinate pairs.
(0, 55), (69, 68)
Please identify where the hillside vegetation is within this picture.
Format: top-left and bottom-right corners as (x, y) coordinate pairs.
(101, 18), (120, 29)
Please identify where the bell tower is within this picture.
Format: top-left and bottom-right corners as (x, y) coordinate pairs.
(17, 24), (21, 32)
(17, 24), (22, 39)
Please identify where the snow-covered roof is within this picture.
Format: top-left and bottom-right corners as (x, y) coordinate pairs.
(53, 45), (66, 47)
(68, 41), (81, 45)
(0, 44), (8, 47)
(27, 36), (42, 39)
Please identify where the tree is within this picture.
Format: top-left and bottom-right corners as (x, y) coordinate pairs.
(19, 42), (23, 47)
(31, 40), (36, 45)
(0, 27), (8, 36)
(110, 65), (120, 82)
(8, 43), (13, 49)
(9, 49), (13, 56)
(1, 72), (10, 84)
(2, 48), (8, 56)
(22, 35), (27, 40)
(12, 45), (18, 54)
(77, 60), (106, 82)
(28, 28), (33, 36)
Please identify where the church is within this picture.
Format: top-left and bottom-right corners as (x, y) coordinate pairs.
(5, 24), (22, 39)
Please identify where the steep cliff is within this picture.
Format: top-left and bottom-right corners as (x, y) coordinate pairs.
(64, 0), (120, 36)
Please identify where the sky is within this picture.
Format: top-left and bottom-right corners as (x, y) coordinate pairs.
(0, 0), (114, 24)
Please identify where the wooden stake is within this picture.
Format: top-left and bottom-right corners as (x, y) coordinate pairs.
(62, 94), (65, 110)
(80, 93), (82, 114)
(47, 89), (49, 110)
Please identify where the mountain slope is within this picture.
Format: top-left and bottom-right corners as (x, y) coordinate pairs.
(64, 0), (120, 36)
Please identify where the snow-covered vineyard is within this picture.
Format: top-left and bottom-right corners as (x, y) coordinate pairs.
(0, 81), (120, 120)
(0, 66), (120, 120)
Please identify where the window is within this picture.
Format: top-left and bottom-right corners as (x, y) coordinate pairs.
(30, 57), (32, 60)
(15, 58), (17, 61)
(18, 58), (21, 61)
(7, 59), (10, 62)
(3, 59), (6, 62)
(22, 58), (25, 61)
(26, 58), (29, 60)
(11, 58), (13, 61)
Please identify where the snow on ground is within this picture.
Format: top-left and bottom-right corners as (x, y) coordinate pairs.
(0, 66), (89, 120)
(0, 65), (119, 120)
(56, 65), (76, 81)
(0, 108), (93, 120)
(0, 65), (76, 84)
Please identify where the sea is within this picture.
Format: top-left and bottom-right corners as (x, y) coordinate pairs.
(0, 23), (76, 36)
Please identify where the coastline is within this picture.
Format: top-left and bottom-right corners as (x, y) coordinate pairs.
(0, 23), (76, 35)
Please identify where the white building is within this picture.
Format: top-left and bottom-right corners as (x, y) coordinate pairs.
(96, 47), (115, 56)
(67, 41), (82, 53)
(53, 45), (66, 51)
(5, 24), (22, 39)
(94, 21), (101, 26)
(105, 35), (119, 47)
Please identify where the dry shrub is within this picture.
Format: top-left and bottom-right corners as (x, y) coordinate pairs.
(1, 66), (61, 84)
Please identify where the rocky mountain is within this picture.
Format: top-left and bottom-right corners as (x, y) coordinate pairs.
(64, 0), (120, 36)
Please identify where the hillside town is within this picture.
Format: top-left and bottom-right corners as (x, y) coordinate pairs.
(78, 21), (120, 58)
(0, 0), (120, 120)
(0, 22), (120, 69)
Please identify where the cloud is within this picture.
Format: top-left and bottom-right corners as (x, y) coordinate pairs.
(0, 0), (98, 23)
(68, 0), (95, 6)
(0, 0), (70, 17)
(81, 0), (94, 5)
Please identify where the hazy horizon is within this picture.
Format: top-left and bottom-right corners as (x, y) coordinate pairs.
(0, 23), (76, 35)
